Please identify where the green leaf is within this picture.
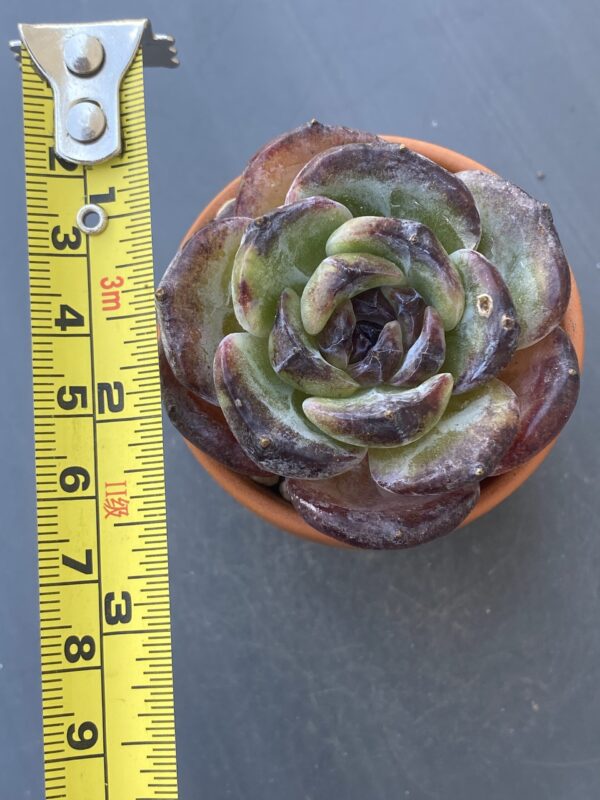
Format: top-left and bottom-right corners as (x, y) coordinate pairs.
(269, 288), (359, 398)
(458, 170), (571, 348)
(156, 217), (250, 404)
(301, 252), (406, 335)
(214, 333), (366, 478)
(443, 249), (519, 393)
(302, 373), (453, 448)
(235, 120), (379, 218)
(232, 197), (352, 337)
(158, 341), (273, 478)
(288, 142), (481, 252)
(370, 379), (519, 494)
(326, 216), (465, 329)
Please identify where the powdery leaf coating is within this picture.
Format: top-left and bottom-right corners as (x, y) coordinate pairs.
(370, 378), (519, 494)
(235, 120), (380, 218)
(287, 142), (481, 253)
(286, 460), (480, 549)
(232, 197), (352, 337)
(269, 288), (359, 398)
(156, 217), (250, 404)
(303, 373), (453, 448)
(390, 306), (446, 387)
(443, 249), (520, 394)
(158, 343), (273, 479)
(301, 253), (406, 335)
(317, 301), (356, 369)
(458, 170), (571, 349)
(494, 327), (580, 474)
(214, 332), (366, 479)
(326, 216), (465, 330)
(347, 320), (404, 386)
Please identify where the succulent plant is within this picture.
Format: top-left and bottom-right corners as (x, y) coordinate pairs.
(157, 121), (580, 549)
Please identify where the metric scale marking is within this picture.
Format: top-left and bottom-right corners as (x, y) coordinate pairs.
(17, 20), (178, 800)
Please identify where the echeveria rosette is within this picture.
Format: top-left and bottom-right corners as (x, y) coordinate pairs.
(157, 121), (580, 549)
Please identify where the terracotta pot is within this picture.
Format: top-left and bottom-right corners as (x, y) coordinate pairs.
(179, 136), (585, 548)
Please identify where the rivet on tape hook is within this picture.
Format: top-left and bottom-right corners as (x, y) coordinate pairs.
(11, 20), (178, 165)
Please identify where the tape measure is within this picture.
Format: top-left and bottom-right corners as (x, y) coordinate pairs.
(16, 20), (178, 800)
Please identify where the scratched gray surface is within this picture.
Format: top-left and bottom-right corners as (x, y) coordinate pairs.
(1, 1), (600, 798)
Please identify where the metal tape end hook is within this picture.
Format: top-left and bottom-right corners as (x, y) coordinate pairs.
(9, 19), (179, 69)
(11, 20), (178, 165)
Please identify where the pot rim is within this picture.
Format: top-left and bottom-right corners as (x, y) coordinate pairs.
(178, 135), (585, 548)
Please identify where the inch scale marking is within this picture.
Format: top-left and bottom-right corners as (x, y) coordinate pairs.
(19, 21), (178, 800)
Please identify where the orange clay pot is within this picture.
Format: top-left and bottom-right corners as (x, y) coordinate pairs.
(179, 136), (585, 548)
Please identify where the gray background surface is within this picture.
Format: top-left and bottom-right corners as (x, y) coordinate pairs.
(1, 1), (599, 798)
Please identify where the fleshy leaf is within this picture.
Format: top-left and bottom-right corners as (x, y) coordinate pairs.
(287, 460), (480, 549)
(458, 170), (571, 348)
(326, 217), (465, 329)
(370, 379), (519, 494)
(494, 327), (580, 474)
(156, 217), (250, 404)
(287, 142), (481, 252)
(301, 253), (406, 335)
(317, 301), (356, 369)
(352, 288), (396, 326)
(269, 288), (359, 398)
(347, 320), (404, 386)
(213, 333), (366, 478)
(232, 197), (352, 337)
(303, 373), (453, 448)
(159, 343), (273, 479)
(350, 323), (378, 364)
(383, 287), (426, 349)
(214, 197), (237, 220)
(235, 120), (379, 218)
(443, 249), (520, 394)
(390, 307), (446, 387)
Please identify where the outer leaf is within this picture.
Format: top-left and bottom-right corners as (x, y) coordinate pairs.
(287, 460), (480, 549)
(326, 216), (465, 329)
(156, 217), (250, 404)
(232, 197), (352, 337)
(269, 288), (359, 398)
(458, 170), (571, 348)
(214, 333), (366, 478)
(301, 253), (406, 335)
(287, 142), (481, 252)
(159, 343), (273, 479)
(235, 120), (379, 217)
(303, 373), (453, 448)
(214, 197), (237, 220)
(370, 378), (519, 494)
(444, 249), (520, 394)
(494, 327), (580, 474)
(390, 307), (446, 387)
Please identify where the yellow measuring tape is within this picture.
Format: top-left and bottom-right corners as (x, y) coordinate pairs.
(22, 40), (177, 800)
